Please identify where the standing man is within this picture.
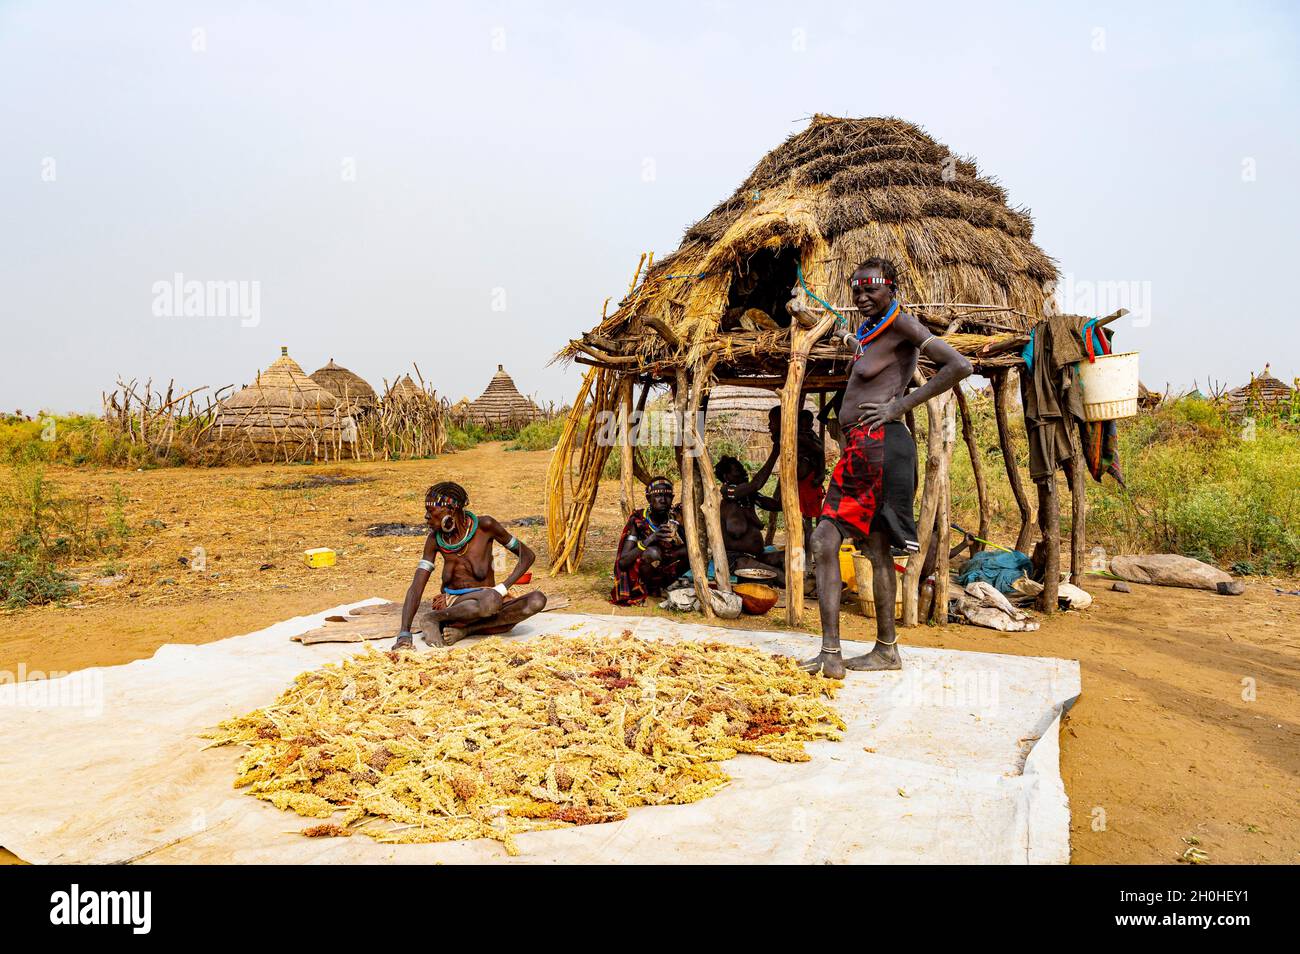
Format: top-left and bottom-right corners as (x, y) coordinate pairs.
(802, 258), (972, 678)
(392, 481), (547, 650)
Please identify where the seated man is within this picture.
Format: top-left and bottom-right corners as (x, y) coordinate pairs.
(611, 476), (688, 605)
(715, 451), (784, 578)
(392, 481), (547, 650)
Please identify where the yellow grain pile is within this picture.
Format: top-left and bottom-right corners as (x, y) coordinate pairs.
(205, 632), (842, 855)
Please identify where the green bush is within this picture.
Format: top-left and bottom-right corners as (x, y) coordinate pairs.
(944, 394), (1300, 572)
(0, 551), (75, 609)
(445, 422), (488, 451)
(0, 462), (131, 607)
(507, 417), (566, 451)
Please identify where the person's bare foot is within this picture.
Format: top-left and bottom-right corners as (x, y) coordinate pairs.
(391, 632), (414, 651)
(844, 643), (902, 671)
(421, 622), (445, 648)
(441, 625), (469, 646)
(799, 651), (845, 680)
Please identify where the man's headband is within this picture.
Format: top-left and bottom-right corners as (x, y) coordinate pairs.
(428, 493), (463, 508)
(647, 479), (673, 493)
(851, 277), (894, 287)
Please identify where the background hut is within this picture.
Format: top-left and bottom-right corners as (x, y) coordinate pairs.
(549, 115), (1099, 624)
(385, 373), (430, 404)
(706, 385), (825, 460)
(1225, 364), (1294, 418)
(310, 358), (378, 417)
(212, 347), (353, 461)
(468, 365), (543, 428)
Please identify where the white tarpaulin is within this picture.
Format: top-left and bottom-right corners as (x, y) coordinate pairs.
(0, 600), (1079, 864)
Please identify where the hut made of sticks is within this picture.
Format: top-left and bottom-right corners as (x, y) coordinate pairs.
(468, 365), (543, 427)
(548, 114), (1108, 625)
(212, 347), (354, 461)
(310, 359), (378, 417)
(1225, 364), (1294, 418)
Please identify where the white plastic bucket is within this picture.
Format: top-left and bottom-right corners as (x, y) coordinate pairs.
(1076, 351), (1140, 421)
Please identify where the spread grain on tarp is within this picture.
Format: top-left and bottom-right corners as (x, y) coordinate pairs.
(205, 632), (842, 855)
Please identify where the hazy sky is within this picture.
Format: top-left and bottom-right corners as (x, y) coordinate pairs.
(2, 1), (1297, 414)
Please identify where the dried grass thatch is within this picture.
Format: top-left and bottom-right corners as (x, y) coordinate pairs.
(310, 359), (378, 416)
(468, 365), (542, 427)
(212, 348), (355, 461)
(558, 114), (1057, 380)
(1225, 364), (1295, 418)
(384, 374), (429, 404)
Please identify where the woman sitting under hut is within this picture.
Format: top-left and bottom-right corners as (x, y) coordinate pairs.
(392, 481), (547, 650)
(715, 451), (785, 581)
(611, 477), (688, 605)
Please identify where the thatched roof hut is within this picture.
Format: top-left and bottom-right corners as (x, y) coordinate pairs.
(705, 384), (824, 458)
(468, 365), (542, 426)
(559, 114), (1056, 382)
(310, 359), (378, 416)
(385, 374), (431, 404)
(1226, 365), (1294, 417)
(212, 347), (353, 459)
(548, 115), (1087, 627)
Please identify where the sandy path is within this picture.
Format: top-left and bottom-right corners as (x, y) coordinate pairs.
(2, 442), (1296, 864)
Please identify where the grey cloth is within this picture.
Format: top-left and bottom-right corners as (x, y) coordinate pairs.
(1021, 316), (1088, 481)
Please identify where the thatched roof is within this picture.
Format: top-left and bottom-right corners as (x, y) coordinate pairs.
(213, 347), (351, 445)
(385, 374), (431, 404)
(1226, 365), (1294, 417)
(468, 365), (542, 426)
(310, 359), (378, 414)
(559, 114), (1057, 380)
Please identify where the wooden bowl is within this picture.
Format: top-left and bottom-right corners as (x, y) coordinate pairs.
(733, 582), (778, 615)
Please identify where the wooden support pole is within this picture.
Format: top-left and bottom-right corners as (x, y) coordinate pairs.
(676, 366), (714, 619)
(780, 310), (839, 626)
(692, 361), (732, 596)
(994, 369), (1035, 554)
(1037, 476), (1061, 614)
(932, 396), (958, 623)
(618, 375), (635, 521)
(1065, 429), (1087, 588)
(902, 390), (952, 626)
(955, 386), (991, 553)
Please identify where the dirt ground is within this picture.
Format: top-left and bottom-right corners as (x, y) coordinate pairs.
(2, 442), (1297, 865)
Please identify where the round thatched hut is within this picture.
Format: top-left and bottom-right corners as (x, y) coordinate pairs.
(705, 385), (824, 458)
(212, 347), (353, 460)
(1226, 365), (1294, 417)
(549, 114), (1076, 625)
(310, 359), (378, 417)
(468, 365), (542, 427)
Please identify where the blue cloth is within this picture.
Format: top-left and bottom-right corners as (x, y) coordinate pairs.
(1020, 328), (1036, 372)
(957, 550), (1033, 594)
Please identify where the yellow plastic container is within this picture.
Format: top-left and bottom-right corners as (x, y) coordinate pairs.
(851, 553), (909, 619)
(838, 543), (859, 592)
(303, 547), (336, 568)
